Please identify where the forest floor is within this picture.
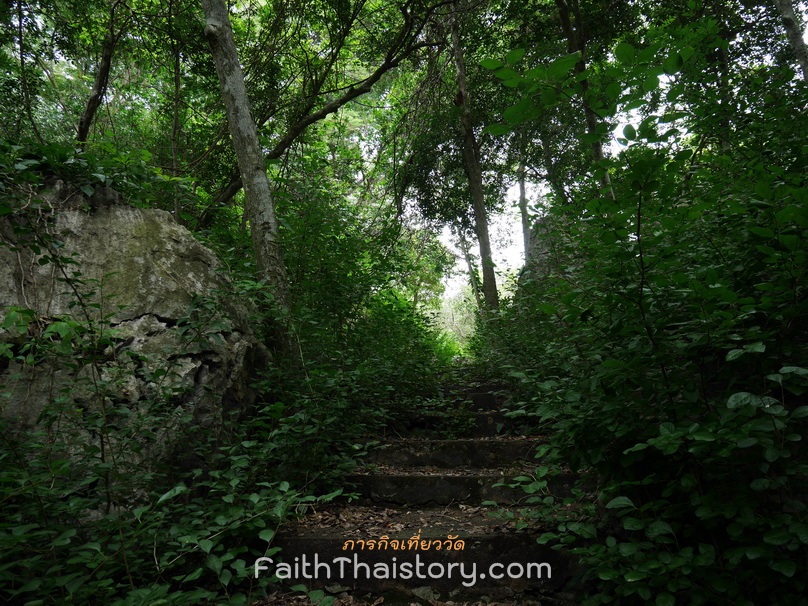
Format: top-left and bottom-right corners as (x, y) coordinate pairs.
(256, 381), (581, 606)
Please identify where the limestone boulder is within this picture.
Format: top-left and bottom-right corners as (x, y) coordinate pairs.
(0, 203), (268, 463)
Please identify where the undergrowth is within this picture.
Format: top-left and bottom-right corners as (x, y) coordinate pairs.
(474, 20), (808, 606)
(0, 141), (455, 604)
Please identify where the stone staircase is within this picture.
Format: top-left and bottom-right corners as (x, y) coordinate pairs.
(272, 383), (577, 605)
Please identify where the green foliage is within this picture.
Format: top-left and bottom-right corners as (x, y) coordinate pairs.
(0, 138), (195, 217)
(0, 98), (458, 603)
(0, 290), (344, 604)
(476, 12), (808, 605)
(0, 202), (343, 604)
(0, 413), (342, 605)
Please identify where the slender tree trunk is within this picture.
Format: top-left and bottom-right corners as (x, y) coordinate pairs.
(516, 131), (533, 262)
(539, 132), (570, 205)
(201, 0), (295, 353)
(555, 0), (615, 200)
(518, 162), (533, 263)
(773, 0), (808, 81)
(77, 1), (124, 144)
(711, 2), (734, 150)
(450, 4), (499, 310)
(457, 230), (484, 310)
(717, 44), (733, 150)
(16, 0), (43, 143)
(169, 0), (183, 220)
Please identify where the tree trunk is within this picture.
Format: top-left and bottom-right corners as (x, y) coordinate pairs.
(77, 1), (125, 144)
(169, 0), (183, 220)
(450, 4), (499, 310)
(516, 131), (534, 262)
(773, 0), (808, 81)
(457, 230), (484, 310)
(555, 0), (615, 200)
(16, 0), (43, 142)
(200, 0), (294, 353)
(518, 162), (533, 263)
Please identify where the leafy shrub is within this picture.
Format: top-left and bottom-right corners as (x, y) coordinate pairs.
(476, 27), (808, 604)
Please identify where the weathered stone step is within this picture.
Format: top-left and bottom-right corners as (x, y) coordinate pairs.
(273, 531), (571, 601)
(394, 411), (510, 438)
(473, 410), (508, 436)
(442, 383), (508, 410)
(346, 469), (575, 506)
(453, 390), (505, 412)
(366, 438), (542, 469)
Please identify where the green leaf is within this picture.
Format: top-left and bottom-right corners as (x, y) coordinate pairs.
(206, 554), (223, 575)
(219, 568), (232, 586)
(791, 406), (808, 419)
(727, 392), (758, 409)
(598, 568), (620, 580)
(494, 66), (519, 81)
(623, 517), (644, 530)
(484, 123), (513, 135)
(615, 42), (635, 64)
(647, 520), (674, 538)
(771, 559), (797, 577)
(481, 58), (504, 70)
(198, 539), (214, 554)
(548, 52), (581, 78)
(606, 496), (636, 509)
(779, 235), (799, 251)
(52, 528), (77, 546)
(624, 570), (646, 582)
(623, 124), (637, 140)
(182, 567), (204, 583)
(744, 546), (769, 560)
(750, 478), (770, 491)
(259, 529), (275, 542)
(764, 529), (792, 546)
(506, 48), (526, 64)
(540, 87), (558, 106)
(659, 422), (677, 436)
(656, 593), (675, 606)
(748, 226), (775, 238)
(503, 98), (535, 123)
(663, 52), (683, 74)
(157, 483), (187, 504)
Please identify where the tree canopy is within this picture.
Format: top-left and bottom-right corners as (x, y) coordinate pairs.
(1, 0), (808, 603)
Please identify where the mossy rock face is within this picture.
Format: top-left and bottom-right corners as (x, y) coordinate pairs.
(27, 206), (236, 322)
(0, 204), (267, 467)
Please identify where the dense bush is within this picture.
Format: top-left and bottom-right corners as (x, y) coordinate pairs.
(475, 29), (808, 605)
(0, 141), (455, 604)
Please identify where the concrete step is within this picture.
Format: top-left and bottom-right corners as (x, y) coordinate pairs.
(441, 383), (508, 411)
(393, 411), (510, 439)
(346, 468), (575, 506)
(274, 506), (572, 601)
(365, 438), (542, 469)
(454, 390), (504, 412)
(473, 411), (508, 437)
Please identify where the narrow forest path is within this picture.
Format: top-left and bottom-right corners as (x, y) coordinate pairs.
(261, 381), (580, 606)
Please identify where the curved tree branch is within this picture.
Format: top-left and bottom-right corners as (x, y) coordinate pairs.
(203, 1), (446, 214)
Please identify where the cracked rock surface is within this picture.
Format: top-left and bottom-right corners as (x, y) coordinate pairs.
(0, 203), (267, 463)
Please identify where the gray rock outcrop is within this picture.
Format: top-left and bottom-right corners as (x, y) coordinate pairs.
(0, 201), (267, 468)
